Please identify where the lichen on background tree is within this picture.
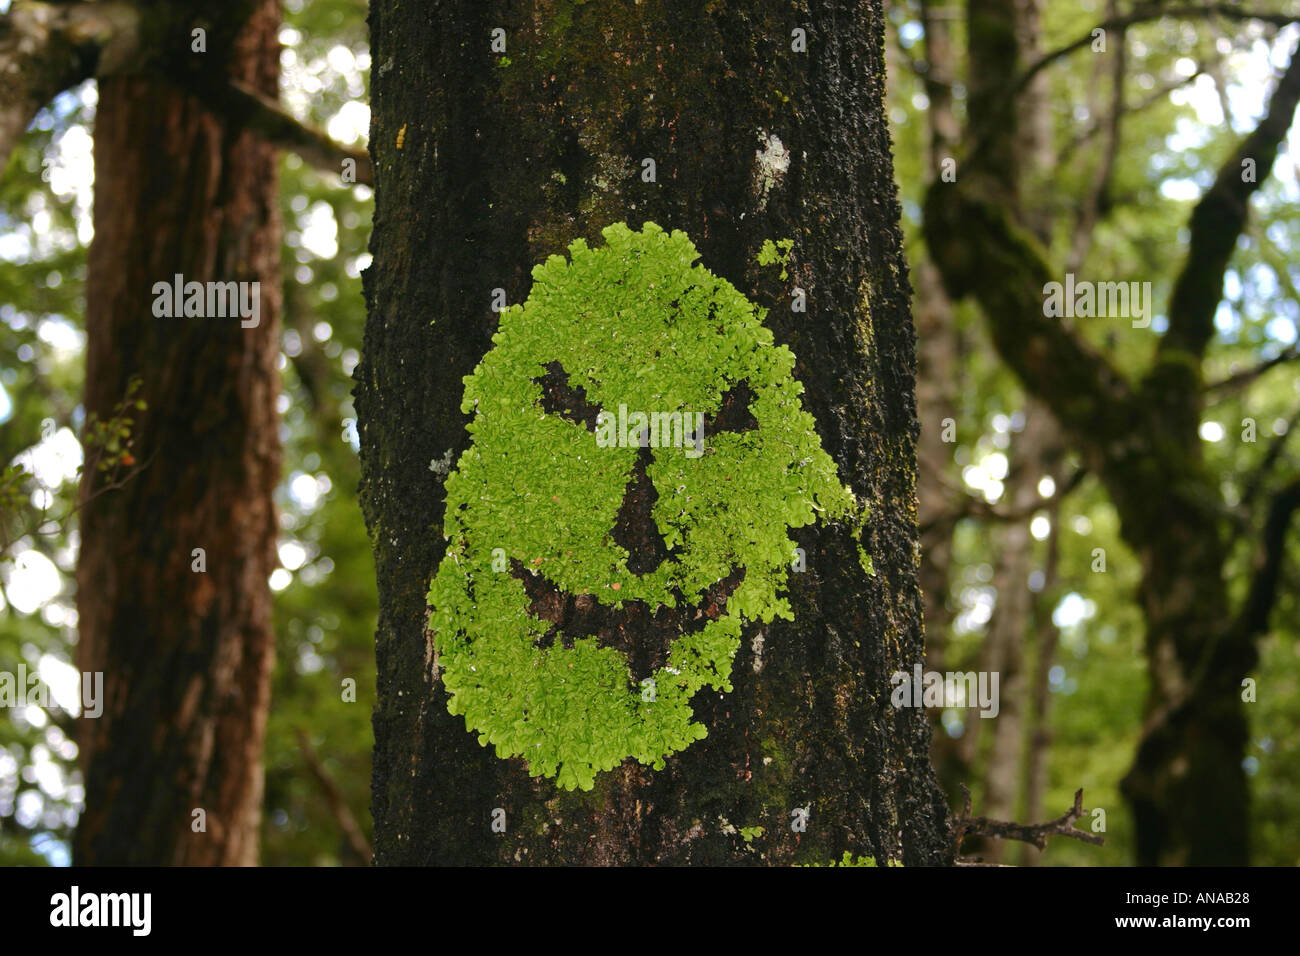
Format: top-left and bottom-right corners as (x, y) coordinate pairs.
(428, 221), (864, 791)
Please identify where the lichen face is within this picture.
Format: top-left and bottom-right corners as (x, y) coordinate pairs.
(428, 222), (858, 791)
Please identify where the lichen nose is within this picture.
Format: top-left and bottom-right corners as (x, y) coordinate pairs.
(611, 445), (671, 576)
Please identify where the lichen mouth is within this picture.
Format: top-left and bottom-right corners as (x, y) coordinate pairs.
(509, 559), (745, 686)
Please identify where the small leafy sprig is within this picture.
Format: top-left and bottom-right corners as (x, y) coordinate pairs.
(83, 375), (147, 474)
(1, 377), (149, 564)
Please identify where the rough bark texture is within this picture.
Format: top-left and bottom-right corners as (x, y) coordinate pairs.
(74, 0), (281, 866)
(359, 0), (952, 865)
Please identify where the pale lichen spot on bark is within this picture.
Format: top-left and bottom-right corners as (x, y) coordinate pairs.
(753, 130), (790, 209)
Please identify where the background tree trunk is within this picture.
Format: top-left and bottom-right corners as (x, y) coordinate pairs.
(971, 401), (1060, 861)
(74, 0), (282, 866)
(359, 0), (952, 865)
(912, 0), (967, 798)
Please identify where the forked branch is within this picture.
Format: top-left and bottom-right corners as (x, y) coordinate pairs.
(953, 785), (1105, 862)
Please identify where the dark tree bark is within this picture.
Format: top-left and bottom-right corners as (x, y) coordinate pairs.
(358, 0), (952, 865)
(74, 0), (282, 865)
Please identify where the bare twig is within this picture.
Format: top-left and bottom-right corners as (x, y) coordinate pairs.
(965, 5), (1298, 169)
(1065, 69), (1207, 154)
(295, 728), (373, 865)
(1015, 5), (1298, 107)
(1206, 345), (1300, 394)
(1239, 402), (1300, 511)
(920, 467), (1087, 534)
(953, 785), (1105, 860)
(1067, 3), (1127, 273)
(0, 453), (154, 561)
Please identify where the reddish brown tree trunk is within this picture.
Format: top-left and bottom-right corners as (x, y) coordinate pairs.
(74, 0), (282, 866)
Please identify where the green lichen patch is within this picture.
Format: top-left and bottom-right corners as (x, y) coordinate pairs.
(756, 237), (794, 281)
(796, 852), (901, 867)
(428, 222), (860, 791)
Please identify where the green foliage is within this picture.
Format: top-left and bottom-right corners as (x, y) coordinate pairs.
(0, 0), (379, 866)
(0, 464), (28, 533)
(887, 0), (1300, 865)
(0, 82), (99, 865)
(429, 222), (860, 791)
(1, 375), (143, 568)
(82, 375), (144, 473)
(259, 0), (376, 866)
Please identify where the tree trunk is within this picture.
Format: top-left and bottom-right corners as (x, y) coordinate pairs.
(359, 0), (952, 865)
(914, 257), (960, 734)
(972, 400), (1059, 861)
(1019, 500), (1063, 865)
(1117, 497), (1246, 866)
(913, 0), (967, 797)
(74, 0), (282, 865)
(966, 0), (1056, 860)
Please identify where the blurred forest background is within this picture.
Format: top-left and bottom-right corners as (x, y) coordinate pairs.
(1, 0), (1298, 865)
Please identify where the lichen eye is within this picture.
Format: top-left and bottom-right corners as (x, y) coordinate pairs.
(534, 361), (600, 431)
(705, 380), (759, 436)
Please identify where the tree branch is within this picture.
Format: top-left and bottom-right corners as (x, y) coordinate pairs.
(295, 728), (373, 865)
(0, 2), (369, 186)
(1234, 474), (1300, 640)
(922, 185), (1139, 455)
(0, 1), (138, 172)
(1207, 345), (1300, 395)
(1067, 11), (1127, 273)
(1063, 69), (1206, 155)
(172, 75), (372, 186)
(1, 452), (153, 562)
(1014, 5), (1298, 107)
(965, 6), (1298, 170)
(1240, 402), (1300, 512)
(1255, 223), (1300, 325)
(953, 785), (1105, 859)
(1159, 39), (1300, 362)
(920, 466), (1087, 534)
(920, 0), (962, 173)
